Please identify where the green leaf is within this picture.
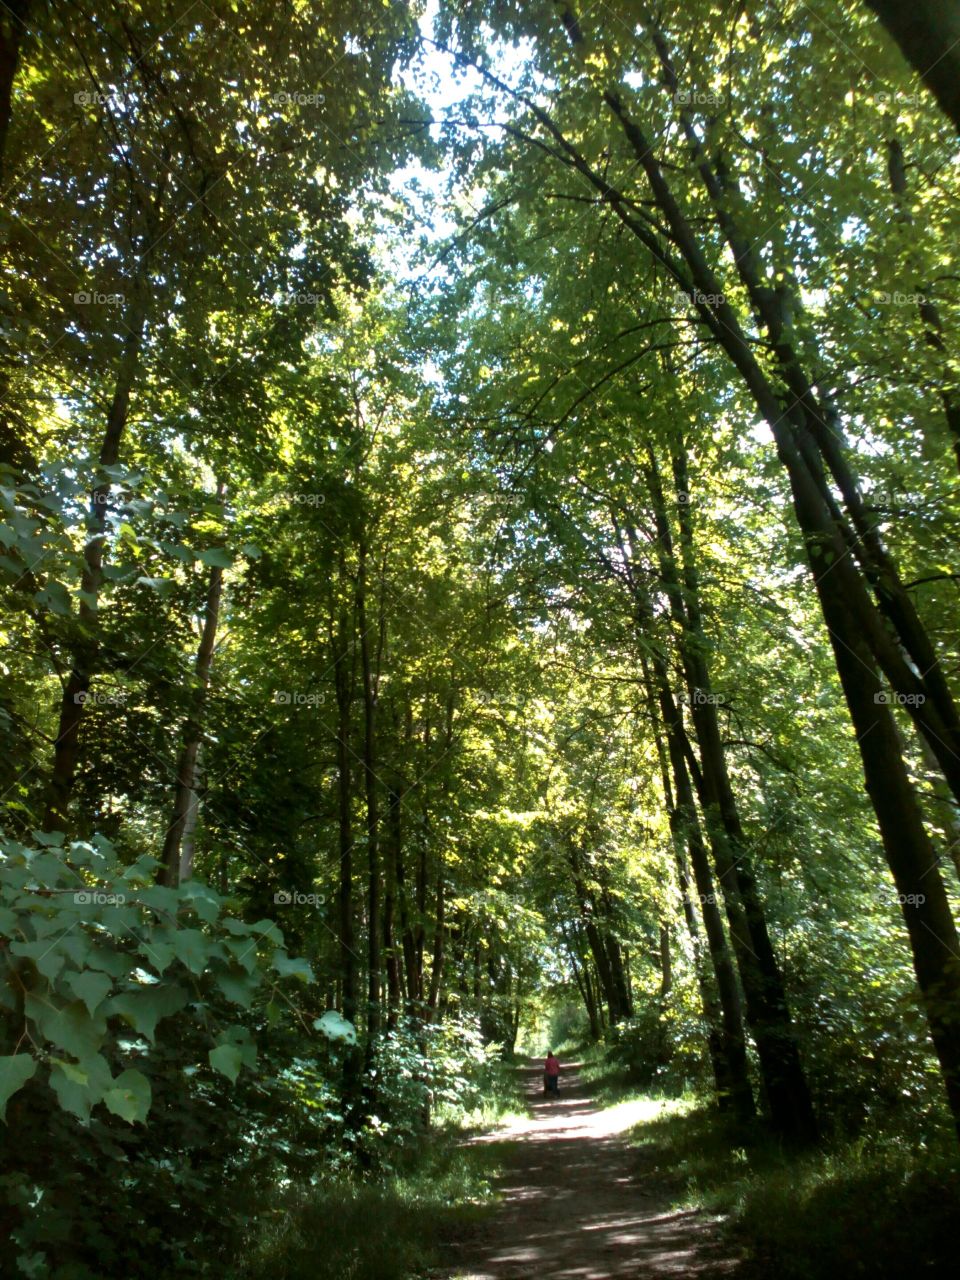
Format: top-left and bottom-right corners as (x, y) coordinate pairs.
(109, 985), (188, 1043)
(65, 970), (112, 1017)
(159, 540), (195, 563)
(272, 952), (315, 983)
(10, 939), (67, 984)
(0, 1054), (36, 1121)
(208, 1044), (243, 1083)
(250, 918), (283, 945)
(49, 1053), (112, 1122)
(137, 940), (176, 975)
(214, 966), (260, 1008)
(135, 884), (182, 917)
(103, 1068), (151, 1124)
(34, 581), (72, 616)
(24, 994), (106, 1060)
(170, 927), (212, 974)
(196, 547), (233, 568)
(30, 829), (65, 848)
(179, 881), (221, 923)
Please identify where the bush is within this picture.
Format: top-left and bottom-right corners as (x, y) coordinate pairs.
(0, 831), (340, 1278)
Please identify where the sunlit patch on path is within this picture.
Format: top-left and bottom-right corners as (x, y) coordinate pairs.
(447, 1060), (741, 1280)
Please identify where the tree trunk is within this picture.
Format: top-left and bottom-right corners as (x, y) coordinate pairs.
(332, 591), (357, 1026)
(160, 553), (223, 887)
(383, 852), (401, 1028)
(864, 0), (960, 132)
(44, 299), (145, 830)
(357, 541), (381, 1049)
(389, 784), (418, 1008)
(0, 0), (30, 179)
(635, 36), (960, 803)
(427, 863), (445, 1015)
(563, 922), (601, 1039)
(557, 59), (960, 1136)
(649, 685), (756, 1120)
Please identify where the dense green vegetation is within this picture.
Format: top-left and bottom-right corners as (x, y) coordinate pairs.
(1, 1), (959, 1276)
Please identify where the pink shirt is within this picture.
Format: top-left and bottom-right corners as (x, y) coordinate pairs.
(545, 1055), (560, 1076)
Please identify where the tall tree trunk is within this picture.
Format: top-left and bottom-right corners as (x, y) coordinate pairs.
(863, 0), (960, 132)
(0, 0), (30, 179)
(389, 784), (418, 1009)
(427, 863), (445, 1015)
(649, 684), (755, 1120)
(568, 842), (622, 1020)
(636, 36), (960, 802)
(563, 922), (601, 1039)
(332, 590), (357, 1026)
(160, 548), (223, 887)
(177, 741), (202, 885)
(357, 541), (381, 1049)
(44, 299), (145, 830)
(383, 850), (400, 1028)
(637, 449), (817, 1142)
(545, 52), (960, 1135)
(604, 930), (632, 1018)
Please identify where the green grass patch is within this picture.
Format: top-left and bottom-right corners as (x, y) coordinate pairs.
(620, 1097), (960, 1279)
(234, 1133), (507, 1280)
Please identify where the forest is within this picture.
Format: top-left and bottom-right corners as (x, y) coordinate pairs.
(1, 2), (959, 1277)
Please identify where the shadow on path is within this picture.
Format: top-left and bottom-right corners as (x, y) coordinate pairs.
(445, 1058), (742, 1280)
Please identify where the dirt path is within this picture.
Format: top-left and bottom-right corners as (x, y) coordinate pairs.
(446, 1058), (743, 1280)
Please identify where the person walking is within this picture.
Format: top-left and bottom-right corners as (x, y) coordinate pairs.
(544, 1050), (561, 1096)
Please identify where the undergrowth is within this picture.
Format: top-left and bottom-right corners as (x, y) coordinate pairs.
(622, 1096), (960, 1279)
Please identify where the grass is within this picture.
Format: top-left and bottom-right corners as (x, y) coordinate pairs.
(234, 1063), (529, 1280)
(617, 1095), (960, 1279)
(234, 1135), (511, 1280)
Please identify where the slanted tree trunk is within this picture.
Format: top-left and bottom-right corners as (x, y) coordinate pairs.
(864, 0), (960, 132)
(622, 39), (960, 803)
(536, 38), (960, 1124)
